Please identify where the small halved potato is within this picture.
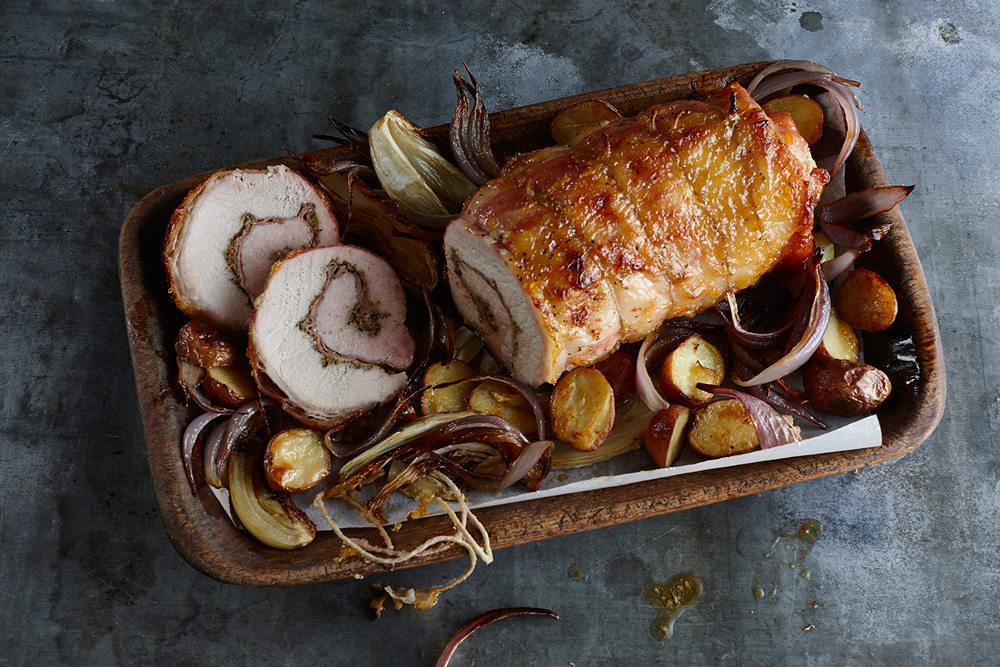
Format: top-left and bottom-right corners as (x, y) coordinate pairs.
(644, 405), (691, 468)
(803, 357), (892, 416)
(551, 367), (616, 452)
(687, 399), (759, 458)
(815, 305), (860, 362)
(420, 359), (475, 415)
(201, 364), (257, 409)
(593, 350), (637, 406)
(229, 450), (316, 550)
(834, 268), (898, 332)
(660, 335), (726, 405)
(468, 380), (538, 436)
(175, 320), (238, 368)
(264, 428), (331, 493)
(550, 99), (622, 145)
(763, 95), (824, 145)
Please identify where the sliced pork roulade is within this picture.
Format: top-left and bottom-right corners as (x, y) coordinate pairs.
(165, 166), (339, 332)
(445, 84), (828, 386)
(249, 245), (415, 429)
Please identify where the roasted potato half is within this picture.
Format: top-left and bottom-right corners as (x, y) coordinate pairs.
(175, 320), (239, 368)
(834, 268), (898, 332)
(803, 357), (892, 416)
(264, 428), (331, 493)
(550, 99), (622, 145)
(420, 359), (475, 415)
(660, 335), (726, 406)
(815, 305), (860, 362)
(468, 380), (539, 436)
(687, 399), (759, 458)
(644, 405), (691, 468)
(763, 95), (824, 145)
(551, 367), (616, 452)
(201, 363), (257, 409)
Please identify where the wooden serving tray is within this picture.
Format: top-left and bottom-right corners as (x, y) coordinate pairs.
(120, 61), (945, 585)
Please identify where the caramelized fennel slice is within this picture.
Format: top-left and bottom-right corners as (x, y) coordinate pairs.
(228, 450), (316, 550)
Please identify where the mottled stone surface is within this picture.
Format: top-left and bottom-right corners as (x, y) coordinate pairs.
(2, 1), (997, 664)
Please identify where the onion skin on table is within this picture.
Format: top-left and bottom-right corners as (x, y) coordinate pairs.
(435, 607), (559, 667)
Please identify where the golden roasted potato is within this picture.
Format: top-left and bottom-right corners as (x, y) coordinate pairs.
(551, 367), (616, 452)
(687, 399), (759, 458)
(420, 359), (475, 415)
(264, 428), (331, 493)
(175, 320), (238, 368)
(644, 405), (691, 468)
(550, 99), (622, 145)
(593, 350), (637, 406)
(816, 305), (860, 362)
(803, 357), (892, 416)
(834, 268), (898, 332)
(468, 380), (538, 436)
(659, 335), (726, 406)
(201, 363), (257, 408)
(763, 95), (824, 145)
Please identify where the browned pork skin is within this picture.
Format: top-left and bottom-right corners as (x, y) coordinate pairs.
(446, 84), (828, 386)
(165, 166), (340, 332)
(249, 245), (415, 429)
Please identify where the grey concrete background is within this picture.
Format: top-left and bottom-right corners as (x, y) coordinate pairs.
(2, 0), (997, 664)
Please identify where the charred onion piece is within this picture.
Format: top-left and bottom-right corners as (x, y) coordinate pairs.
(202, 420), (229, 488)
(747, 61), (862, 178)
(228, 450), (316, 550)
(721, 292), (790, 349)
(436, 607), (559, 667)
(497, 440), (554, 490)
(450, 66), (500, 184)
(318, 171), (440, 290)
(181, 411), (228, 493)
(734, 257), (831, 386)
(699, 385), (801, 449)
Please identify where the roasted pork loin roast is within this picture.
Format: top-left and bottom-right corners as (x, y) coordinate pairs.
(249, 245), (415, 429)
(445, 84), (828, 386)
(165, 166), (340, 332)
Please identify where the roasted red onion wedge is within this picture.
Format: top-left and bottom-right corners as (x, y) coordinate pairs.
(181, 411), (228, 493)
(436, 608), (559, 667)
(249, 245), (415, 429)
(733, 258), (831, 386)
(164, 166), (340, 332)
(748, 60), (862, 178)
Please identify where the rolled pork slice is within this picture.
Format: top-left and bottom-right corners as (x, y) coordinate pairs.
(445, 84), (828, 386)
(249, 245), (415, 429)
(164, 166), (340, 332)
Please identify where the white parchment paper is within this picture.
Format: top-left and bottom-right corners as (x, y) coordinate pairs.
(213, 413), (881, 530)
